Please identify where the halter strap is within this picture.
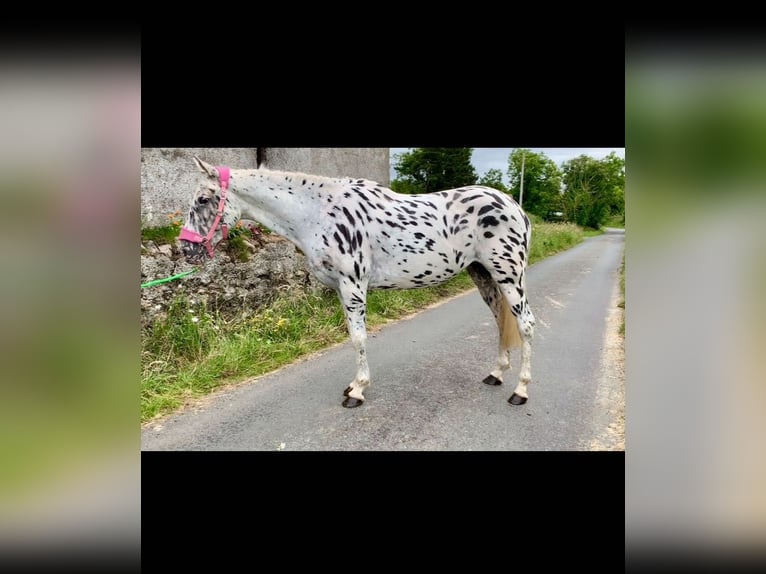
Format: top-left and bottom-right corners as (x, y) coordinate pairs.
(179, 166), (230, 258)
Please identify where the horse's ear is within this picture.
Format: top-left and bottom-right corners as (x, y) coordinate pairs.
(192, 155), (218, 178)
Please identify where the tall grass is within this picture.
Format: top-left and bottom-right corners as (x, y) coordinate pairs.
(528, 223), (584, 262)
(141, 222), (586, 422)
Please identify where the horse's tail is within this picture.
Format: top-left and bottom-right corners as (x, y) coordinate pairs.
(499, 295), (522, 349)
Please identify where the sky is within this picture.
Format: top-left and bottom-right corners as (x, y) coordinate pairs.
(389, 148), (626, 185)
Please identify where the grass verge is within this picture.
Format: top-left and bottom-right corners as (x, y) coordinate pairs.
(141, 222), (588, 423)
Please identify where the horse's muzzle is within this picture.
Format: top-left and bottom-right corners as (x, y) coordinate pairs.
(181, 240), (207, 264)
(179, 226), (213, 263)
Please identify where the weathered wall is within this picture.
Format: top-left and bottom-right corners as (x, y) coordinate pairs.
(141, 148), (389, 225)
(141, 148), (259, 226)
(262, 148), (390, 185)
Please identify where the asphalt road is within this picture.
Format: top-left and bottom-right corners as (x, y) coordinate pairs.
(142, 230), (625, 451)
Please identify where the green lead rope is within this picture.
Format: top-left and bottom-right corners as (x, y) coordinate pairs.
(141, 268), (198, 289)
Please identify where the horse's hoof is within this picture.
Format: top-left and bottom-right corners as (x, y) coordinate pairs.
(482, 375), (502, 386)
(508, 393), (527, 405)
(343, 386), (352, 396)
(342, 397), (364, 408)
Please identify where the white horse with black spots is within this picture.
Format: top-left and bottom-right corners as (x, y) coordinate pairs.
(180, 156), (535, 408)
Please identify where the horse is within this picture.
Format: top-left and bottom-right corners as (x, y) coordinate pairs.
(179, 156), (535, 408)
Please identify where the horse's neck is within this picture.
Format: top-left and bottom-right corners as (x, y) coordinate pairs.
(231, 168), (330, 246)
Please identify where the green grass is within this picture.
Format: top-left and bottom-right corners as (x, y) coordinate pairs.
(224, 225), (255, 262)
(141, 222), (587, 423)
(528, 222), (585, 262)
(604, 213), (625, 229)
(141, 223), (182, 245)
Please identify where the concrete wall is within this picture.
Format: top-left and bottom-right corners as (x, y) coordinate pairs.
(141, 148), (259, 226)
(141, 147), (389, 227)
(262, 148), (390, 185)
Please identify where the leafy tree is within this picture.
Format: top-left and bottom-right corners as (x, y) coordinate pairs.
(601, 152), (626, 216)
(389, 178), (421, 195)
(561, 152), (625, 228)
(477, 168), (509, 193)
(391, 148), (477, 194)
(507, 149), (563, 217)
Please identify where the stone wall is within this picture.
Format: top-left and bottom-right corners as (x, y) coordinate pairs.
(140, 235), (319, 328)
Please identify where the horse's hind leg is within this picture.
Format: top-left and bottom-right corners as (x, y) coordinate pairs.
(466, 262), (513, 386)
(471, 259), (535, 405)
(336, 276), (370, 408)
(496, 281), (535, 406)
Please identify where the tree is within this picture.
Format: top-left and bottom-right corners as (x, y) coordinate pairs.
(389, 179), (421, 195)
(561, 152), (625, 228)
(507, 149), (563, 217)
(477, 168), (509, 193)
(601, 152), (626, 217)
(391, 148), (477, 194)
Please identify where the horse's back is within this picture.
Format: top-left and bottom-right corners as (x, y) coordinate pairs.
(353, 185), (528, 289)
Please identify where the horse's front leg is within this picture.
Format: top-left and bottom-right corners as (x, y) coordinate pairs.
(337, 276), (370, 408)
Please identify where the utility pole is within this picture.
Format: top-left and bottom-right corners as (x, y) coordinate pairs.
(519, 150), (525, 207)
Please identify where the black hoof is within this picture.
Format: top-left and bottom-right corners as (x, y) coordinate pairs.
(508, 393), (527, 405)
(482, 375), (502, 386)
(343, 385), (353, 396)
(342, 397), (364, 408)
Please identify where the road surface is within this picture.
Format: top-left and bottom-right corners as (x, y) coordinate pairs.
(142, 230), (625, 450)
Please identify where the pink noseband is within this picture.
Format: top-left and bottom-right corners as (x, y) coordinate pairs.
(179, 166), (230, 258)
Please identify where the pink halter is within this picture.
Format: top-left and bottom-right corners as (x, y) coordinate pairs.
(179, 166), (230, 258)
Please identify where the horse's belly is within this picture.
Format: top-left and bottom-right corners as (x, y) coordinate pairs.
(368, 248), (469, 289)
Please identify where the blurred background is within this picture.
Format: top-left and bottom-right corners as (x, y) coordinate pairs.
(0, 38), (140, 569)
(627, 40), (766, 564)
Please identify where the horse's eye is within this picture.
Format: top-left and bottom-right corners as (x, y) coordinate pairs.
(198, 196), (209, 205)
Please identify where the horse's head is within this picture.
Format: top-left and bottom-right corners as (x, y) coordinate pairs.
(179, 156), (241, 264)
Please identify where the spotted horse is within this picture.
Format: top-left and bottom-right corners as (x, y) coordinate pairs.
(180, 156), (535, 408)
